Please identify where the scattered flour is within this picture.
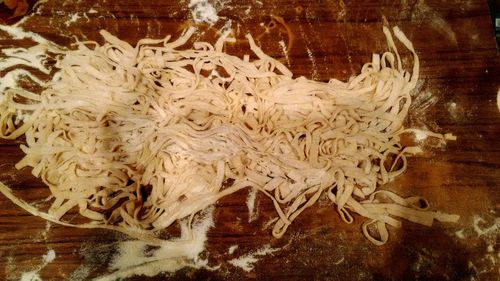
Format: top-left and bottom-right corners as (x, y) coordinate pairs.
(446, 101), (459, 120)
(228, 244), (280, 272)
(20, 271), (43, 281)
(0, 26), (55, 126)
(68, 265), (92, 281)
(19, 249), (56, 281)
(220, 19), (233, 36)
(246, 187), (258, 222)
(262, 217), (278, 230)
(88, 8), (98, 14)
(0, 24), (51, 45)
(306, 47), (319, 79)
(487, 245), (494, 253)
(34, 221), (52, 242)
(64, 13), (81, 27)
(337, 0), (347, 21)
(411, 91), (438, 109)
(43, 249), (56, 264)
(472, 215), (499, 237)
(189, 0), (219, 25)
(455, 229), (465, 239)
(454, 214), (499, 278)
(278, 40), (291, 67)
(408, 91), (438, 129)
(333, 256), (345, 265)
(94, 208), (216, 281)
(5, 256), (16, 280)
(411, 0), (457, 45)
(414, 130), (428, 141)
(228, 245), (238, 255)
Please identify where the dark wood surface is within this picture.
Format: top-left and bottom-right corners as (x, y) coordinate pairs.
(0, 0), (499, 280)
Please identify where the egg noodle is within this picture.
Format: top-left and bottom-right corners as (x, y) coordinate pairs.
(0, 25), (458, 246)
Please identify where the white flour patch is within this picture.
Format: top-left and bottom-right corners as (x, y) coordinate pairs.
(20, 272), (42, 281)
(414, 130), (428, 141)
(64, 13), (81, 27)
(446, 101), (459, 120)
(487, 245), (494, 253)
(189, 0), (219, 25)
(19, 249), (56, 281)
(306, 47), (319, 79)
(0, 24), (51, 45)
(279, 40), (291, 67)
(453, 214), (499, 277)
(412, 92), (438, 111)
(455, 229), (465, 239)
(228, 245), (238, 254)
(246, 187), (258, 222)
(220, 19), (233, 35)
(43, 249), (56, 263)
(5, 256), (16, 280)
(68, 265), (91, 281)
(228, 244), (280, 272)
(408, 91), (438, 129)
(262, 217), (278, 230)
(472, 215), (499, 237)
(95, 208), (216, 281)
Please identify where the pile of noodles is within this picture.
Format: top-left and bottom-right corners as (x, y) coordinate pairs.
(0, 26), (458, 246)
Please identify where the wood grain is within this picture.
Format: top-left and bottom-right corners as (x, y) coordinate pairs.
(0, 0), (499, 280)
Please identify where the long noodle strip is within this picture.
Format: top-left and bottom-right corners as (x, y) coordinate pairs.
(0, 26), (458, 245)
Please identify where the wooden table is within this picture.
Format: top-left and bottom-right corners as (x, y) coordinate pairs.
(0, 0), (499, 280)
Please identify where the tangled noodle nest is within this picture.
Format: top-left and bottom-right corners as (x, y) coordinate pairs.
(0, 25), (458, 246)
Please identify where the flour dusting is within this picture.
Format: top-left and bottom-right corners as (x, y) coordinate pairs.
(68, 265), (91, 281)
(306, 47), (319, 79)
(337, 0), (347, 21)
(0, 24), (51, 45)
(34, 221), (52, 242)
(455, 229), (465, 239)
(414, 131), (428, 141)
(453, 214), (499, 278)
(189, 0), (219, 25)
(408, 91), (438, 129)
(246, 187), (258, 222)
(446, 101), (459, 120)
(279, 40), (291, 67)
(228, 244), (280, 272)
(42, 250), (56, 264)
(19, 249), (57, 281)
(472, 215), (499, 237)
(20, 271), (42, 281)
(64, 13), (81, 27)
(228, 245), (238, 254)
(95, 208), (216, 280)
(411, 0), (457, 45)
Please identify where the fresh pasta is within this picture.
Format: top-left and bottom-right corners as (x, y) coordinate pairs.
(0, 25), (458, 246)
